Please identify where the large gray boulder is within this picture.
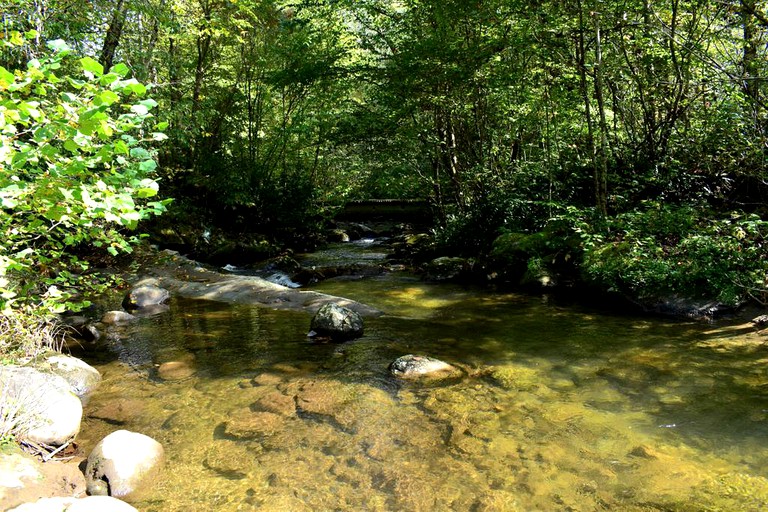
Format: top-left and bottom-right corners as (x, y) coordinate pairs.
(8, 496), (138, 512)
(309, 303), (364, 341)
(85, 430), (165, 501)
(38, 354), (101, 403)
(0, 367), (82, 446)
(121, 285), (170, 311)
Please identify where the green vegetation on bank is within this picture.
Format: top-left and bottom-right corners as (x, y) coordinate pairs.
(1, 33), (166, 358)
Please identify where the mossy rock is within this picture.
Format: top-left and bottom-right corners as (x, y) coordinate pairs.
(487, 365), (539, 391)
(689, 473), (768, 511)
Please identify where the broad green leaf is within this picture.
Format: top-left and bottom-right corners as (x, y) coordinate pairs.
(138, 159), (157, 173)
(67, 77), (86, 89)
(80, 57), (104, 77)
(64, 139), (80, 153)
(46, 39), (71, 53)
(111, 63), (130, 78)
(0, 66), (15, 88)
(138, 99), (158, 109)
(113, 140), (129, 155)
(130, 147), (151, 159)
(98, 119), (114, 138)
(95, 90), (119, 106)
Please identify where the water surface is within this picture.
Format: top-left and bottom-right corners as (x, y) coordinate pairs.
(81, 269), (768, 511)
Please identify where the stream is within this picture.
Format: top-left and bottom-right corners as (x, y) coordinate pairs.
(78, 241), (768, 511)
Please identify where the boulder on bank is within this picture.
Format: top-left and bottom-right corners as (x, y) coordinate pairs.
(38, 354), (101, 403)
(424, 256), (470, 282)
(8, 496), (138, 512)
(85, 430), (164, 501)
(0, 366), (82, 446)
(389, 355), (458, 378)
(121, 285), (170, 311)
(309, 303), (364, 341)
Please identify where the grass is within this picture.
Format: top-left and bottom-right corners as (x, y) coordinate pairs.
(0, 310), (65, 365)
(0, 310), (67, 448)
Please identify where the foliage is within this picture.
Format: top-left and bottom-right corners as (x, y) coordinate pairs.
(2, 0), (768, 306)
(0, 34), (168, 316)
(572, 205), (768, 306)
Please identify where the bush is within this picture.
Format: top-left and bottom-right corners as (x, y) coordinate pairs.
(574, 204), (768, 306)
(0, 35), (167, 318)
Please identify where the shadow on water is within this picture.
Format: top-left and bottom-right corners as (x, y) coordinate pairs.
(79, 268), (768, 511)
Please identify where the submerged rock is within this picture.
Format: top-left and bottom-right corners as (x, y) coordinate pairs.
(101, 311), (136, 325)
(0, 366), (82, 446)
(85, 430), (164, 501)
(121, 285), (170, 311)
(156, 360), (196, 381)
(309, 303), (364, 341)
(389, 355), (458, 378)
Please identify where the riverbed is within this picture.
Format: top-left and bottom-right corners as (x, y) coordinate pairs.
(77, 247), (768, 511)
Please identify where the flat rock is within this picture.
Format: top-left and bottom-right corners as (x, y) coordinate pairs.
(7, 496), (138, 512)
(389, 354), (459, 378)
(122, 285), (170, 311)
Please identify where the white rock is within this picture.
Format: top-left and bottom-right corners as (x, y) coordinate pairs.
(8, 496), (138, 512)
(0, 367), (82, 445)
(85, 430), (164, 501)
(41, 354), (101, 403)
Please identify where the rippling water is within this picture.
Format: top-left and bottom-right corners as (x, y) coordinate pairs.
(79, 268), (768, 511)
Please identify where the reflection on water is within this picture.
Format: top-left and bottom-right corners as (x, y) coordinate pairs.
(80, 272), (768, 511)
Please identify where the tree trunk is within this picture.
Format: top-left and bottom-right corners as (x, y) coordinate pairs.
(100, 0), (127, 71)
(592, 10), (609, 218)
(741, 0), (760, 124)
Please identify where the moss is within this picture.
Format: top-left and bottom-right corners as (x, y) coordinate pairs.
(488, 365), (540, 391)
(689, 473), (768, 511)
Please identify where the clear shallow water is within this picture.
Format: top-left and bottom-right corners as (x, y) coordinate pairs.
(80, 270), (768, 511)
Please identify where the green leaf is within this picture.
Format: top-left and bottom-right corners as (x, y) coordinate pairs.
(130, 147), (151, 159)
(80, 57), (104, 77)
(113, 140), (129, 155)
(64, 139), (80, 153)
(138, 99), (158, 109)
(138, 159), (157, 173)
(95, 90), (120, 106)
(111, 63), (130, 77)
(46, 39), (71, 53)
(0, 66), (15, 88)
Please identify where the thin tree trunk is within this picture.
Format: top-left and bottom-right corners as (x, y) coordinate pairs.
(741, 0), (760, 125)
(592, 10), (609, 218)
(100, 0), (127, 71)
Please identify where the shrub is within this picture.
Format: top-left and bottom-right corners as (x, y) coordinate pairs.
(574, 204), (768, 306)
(0, 35), (168, 318)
